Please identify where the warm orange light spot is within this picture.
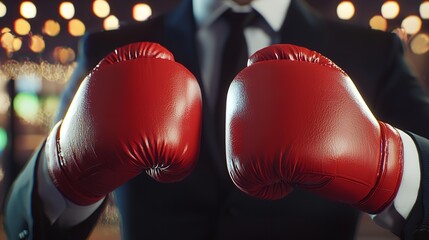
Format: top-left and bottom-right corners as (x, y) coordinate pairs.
(14, 18), (31, 36)
(410, 33), (429, 54)
(29, 34), (45, 53)
(1, 32), (14, 50)
(53, 47), (76, 64)
(43, 20), (61, 37)
(68, 19), (85, 37)
(369, 15), (387, 31)
(12, 37), (22, 52)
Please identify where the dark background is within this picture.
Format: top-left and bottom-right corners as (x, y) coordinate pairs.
(0, 0), (428, 63)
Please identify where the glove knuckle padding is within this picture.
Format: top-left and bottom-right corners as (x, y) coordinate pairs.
(248, 44), (339, 69)
(98, 42), (175, 66)
(226, 44), (403, 213)
(48, 42), (202, 205)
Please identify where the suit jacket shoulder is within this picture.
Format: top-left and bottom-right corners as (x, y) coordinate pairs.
(284, 0), (429, 138)
(402, 132), (429, 239)
(80, 16), (167, 71)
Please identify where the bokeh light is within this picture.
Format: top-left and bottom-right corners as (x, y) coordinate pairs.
(104, 15), (119, 30)
(401, 15), (422, 35)
(20, 1), (37, 19)
(420, 1), (429, 19)
(410, 33), (429, 54)
(336, 1), (355, 20)
(43, 20), (61, 37)
(59, 2), (75, 20)
(369, 15), (387, 31)
(0, 1), (6, 18)
(13, 92), (40, 122)
(381, 1), (400, 19)
(93, 0), (110, 18)
(1, 27), (10, 33)
(29, 34), (45, 53)
(53, 46), (76, 64)
(68, 19), (85, 36)
(12, 37), (22, 52)
(133, 3), (152, 21)
(0, 128), (7, 152)
(1, 32), (14, 50)
(14, 18), (31, 36)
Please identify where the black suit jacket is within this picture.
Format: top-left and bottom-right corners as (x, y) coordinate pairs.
(5, 0), (429, 239)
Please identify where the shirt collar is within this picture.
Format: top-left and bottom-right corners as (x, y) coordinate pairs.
(193, 0), (291, 31)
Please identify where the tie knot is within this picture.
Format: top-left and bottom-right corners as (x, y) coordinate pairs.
(223, 9), (258, 29)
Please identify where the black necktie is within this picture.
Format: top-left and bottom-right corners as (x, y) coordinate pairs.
(215, 9), (258, 153)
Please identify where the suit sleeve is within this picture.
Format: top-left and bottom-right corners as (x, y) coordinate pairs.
(3, 143), (107, 240)
(401, 133), (429, 240)
(375, 35), (429, 139)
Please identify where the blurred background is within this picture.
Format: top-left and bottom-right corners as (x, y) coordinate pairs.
(1, 0), (429, 239)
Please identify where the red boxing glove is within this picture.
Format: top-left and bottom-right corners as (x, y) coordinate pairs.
(45, 42), (202, 205)
(225, 44), (403, 213)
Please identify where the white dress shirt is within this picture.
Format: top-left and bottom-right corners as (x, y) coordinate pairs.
(38, 0), (421, 234)
(194, 0), (289, 109)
